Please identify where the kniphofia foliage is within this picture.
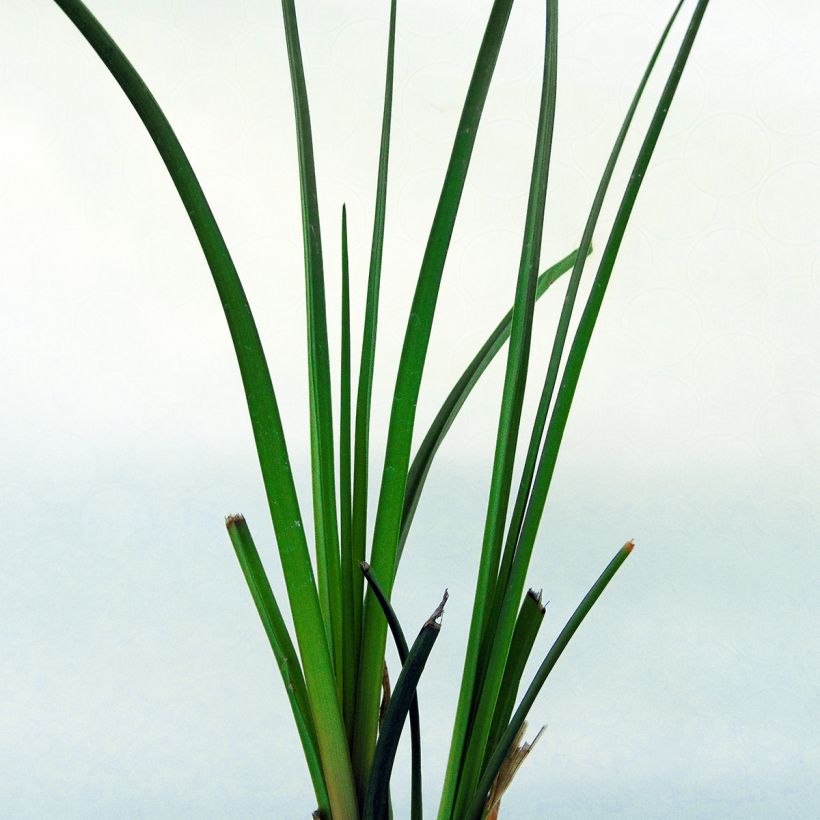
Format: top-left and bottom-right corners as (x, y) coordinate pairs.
(50, 0), (710, 817)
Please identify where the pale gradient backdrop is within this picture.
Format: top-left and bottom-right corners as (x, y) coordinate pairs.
(1, 0), (818, 817)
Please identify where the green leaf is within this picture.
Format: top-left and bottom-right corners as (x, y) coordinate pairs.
(340, 205), (356, 738)
(51, 1), (357, 815)
(351, 0), (398, 713)
(484, 589), (546, 763)
(475, 12), (710, 810)
(362, 593), (447, 820)
(360, 563), (424, 820)
(476, 0), (686, 746)
(279, 0), (344, 702)
(444, 2), (560, 813)
(354, 0), (516, 791)
(463, 542), (634, 820)
(226, 515), (328, 814)
(397, 248), (582, 562)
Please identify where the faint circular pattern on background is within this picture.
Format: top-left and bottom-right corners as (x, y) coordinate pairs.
(760, 276), (820, 357)
(624, 375), (700, 448)
(471, 118), (538, 202)
(755, 50), (820, 136)
(638, 158), (718, 240)
(24, 433), (100, 506)
(546, 56), (610, 140)
(397, 0), (475, 39)
(677, 0), (773, 79)
(559, 327), (649, 451)
(617, 60), (706, 139)
(491, 0), (544, 87)
(609, 228), (654, 296)
(621, 288), (703, 366)
(688, 227), (771, 309)
(693, 333), (776, 415)
(757, 163), (820, 246)
(539, 160), (595, 249)
(680, 432), (765, 509)
(393, 165), (480, 241)
(684, 113), (770, 197)
(754, 389), (820, 463)
(813, 250), (820, 296)
(79, 484), (153, 551)
(402, 61), (469, 150)
(330, 18), (402, 106)
(566, 12), (652, 70)
(456, 228), (521, 311)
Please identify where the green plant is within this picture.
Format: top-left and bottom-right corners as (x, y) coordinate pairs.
(49, 0), (709, 817)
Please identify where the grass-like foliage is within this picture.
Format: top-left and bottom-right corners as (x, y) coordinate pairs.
(51, 0), (710, 816)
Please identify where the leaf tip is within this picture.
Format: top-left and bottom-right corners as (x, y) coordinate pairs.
(225, 513), (245, 529)
(623, 539), (635, 555)
(426, 589), (449, 628)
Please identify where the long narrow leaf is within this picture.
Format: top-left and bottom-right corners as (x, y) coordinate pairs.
(354, 0), (516, 790)
(484, 589), (546, 762)
(351, 0), (398, 701)
(444, 3), (559, 814)
(360, 563), (424, 820)
(463, 542), (634, 820)
(279, 0), (344, 701)
(397, 248), (583, 562)
(477, 12), (710, 806)
(50, 2), (357, 815)
(484, 0), (686, 683)
(362, 593), (447, 820)
(226, 515), (328, 814)
(340, 205), (356, 736)
(473, 0), (687, 747)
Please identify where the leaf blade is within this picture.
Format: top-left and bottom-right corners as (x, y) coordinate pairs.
(397, 248), (582, 562)
(476, 0), (687, 742)
(354, 0), (516, 790)
(445, 2), (560, 812)
(279, 0), (344, 700)
(360, 563), (424, 820)
(478, 12), (711, 798)
(351, 0), (399, 710)
(463, 543), (635, 820)
(226, 515), (329, 815)
(51, 1), (357, 815)
(484, 589), (546, 762)
(340, 205), (356, 738)
(362, 593), (447, 820)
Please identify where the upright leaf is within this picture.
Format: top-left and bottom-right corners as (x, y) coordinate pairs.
(443, 2), (560, 813)
(471, 6), (710, 817)
(226, 515), (329, 814)
(279, 0), (344, 701)
(340, 206), (356, 735)
(484, 589), (546, 762)
(354, 0), (516, 793)
(463, 543), (634, 820)
(360, 563), (424, 820)
(51, 1), (358, 815)
(478, 0), (686, 718)
(351, 0), (398, 682)
(398, 249), (582, 561)
(362, 593), (447, 820)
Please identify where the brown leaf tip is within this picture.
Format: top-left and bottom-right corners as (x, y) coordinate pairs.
(624, 539), (635, 554)
(225, 514), (246, 529)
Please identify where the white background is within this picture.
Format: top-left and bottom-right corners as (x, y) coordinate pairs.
(2, 0), (818, 817)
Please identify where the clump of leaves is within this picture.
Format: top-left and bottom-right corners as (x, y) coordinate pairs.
(51, 0), (709, 817)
